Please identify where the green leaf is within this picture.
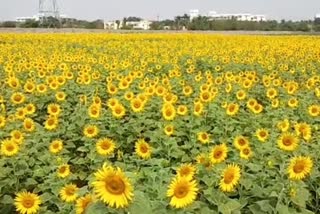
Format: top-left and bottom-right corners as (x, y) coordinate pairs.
(276, 204), (289, 214)
(85, 202), (109, 214)
(291, 187), (309, 208)
(2, 195), (13, 204)
(218, 199), (242, 214)
(128, 191), (153, 214)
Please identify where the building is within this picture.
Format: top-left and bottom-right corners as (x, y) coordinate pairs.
(16, 15), (39, 23)
(104, 20), (152, 30)
(190, 10), (266, 22)
(315, 13), (320, 23)
(189, 9), (200, 20)
(104, 21), (119, 30)
(207, 11), (266, 21)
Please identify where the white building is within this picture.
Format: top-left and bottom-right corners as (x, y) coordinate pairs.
(104, 20), (152, 30)
(126, 20), (152, 30)
(207, 11), (266, 21)
(189, 9), (200, 20)
(315, 14), (320, 19)
(16, 15), (39, 23)
(190, 10), (266, 22)
(104, 21), (119, 30)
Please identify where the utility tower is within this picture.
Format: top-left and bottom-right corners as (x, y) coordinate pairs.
(38, 0), (60, 25)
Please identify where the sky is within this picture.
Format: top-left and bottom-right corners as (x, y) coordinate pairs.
(0, 0), (319, 21)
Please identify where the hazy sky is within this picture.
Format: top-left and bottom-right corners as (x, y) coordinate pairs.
(0, 0), (319, 21)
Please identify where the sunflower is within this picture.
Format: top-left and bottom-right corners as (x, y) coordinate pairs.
(47, 103), (61, 116)
(44, 116), (58, 130)
(16, 108), (26, 120)
(197, 132), (210, 144)
(57, 164), (71, 178)
(92, 166), (133, 208)
(277, 133), (299, 151)
(210, 143), (228, 164)
(288, 98), (298, 108)
(234, 136), (249, 150)
(96, 138), (116, 156)
(135, 139), (152, 159)
(294, 122), (312, 141)
(251, 103), (263, 114)
(1, 139), (19, 157)
(277, 119), (290, 132)
(226, 103), (239, 116)
(24, 81), (36, 93)
(24, 103), (36, 115)
(193, 102), (204, 116)
(75, 194), (95, 214)
(130, 98), (144, 112)
(177, 105), (188, 116)
(162, 104), (176, 120)
(196, 153), (211, 168)
(164, 124), (174, 136)
(255, 128), (269, 142)
(14, 191), (41, 214)
(176, 163), (196, 180)
(167, 176), (198, 208)
(240, 146), (253, 160)
(10, 130), (24, 144)
(112, 103), (126, 119)
(266, 88), (278, 99)
(308, 104), (320, 117)
(88, 104), (101, 119)
(0, 115), (6, 128)
(60, 184), (78, 202)
(83, 124), (99, 138)
(49, 140), (63, 154)
(11, 92), (26, 105)
(236, 90), (246, 100)
(288, 156), (313, 180)
(219, 164), (241, 192)
(200, 91), (212, 103)
(55, 91), (66, 102)
(23, 118), (35, 132)
(271, 99), (280, 108)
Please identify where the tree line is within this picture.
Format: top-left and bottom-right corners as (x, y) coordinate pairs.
(1, 14), (320, 32)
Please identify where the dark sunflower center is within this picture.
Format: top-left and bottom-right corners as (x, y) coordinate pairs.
(105, 177), (125, 195)
(238, 139), (246, 146)
(65, 187), (75, 196)
(283, 138), (292, 146)
(259, 131), (266, 137)
(22, 197), (35, 208)
(180, 168), (190, 176)
(165, 109), (172, 116)
(214, 150), (222, 159)
(59, 166), (67, 173)
(6, 144), (14, 152)
(140, 144), (148, 153)
(224, 171), (235, 184)
(174, 184), (189, 199)
(293, 161), (305, 173)
(101, 142), (111, 150)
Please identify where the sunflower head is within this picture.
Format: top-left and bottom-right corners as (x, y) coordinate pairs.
(219, 164), (241, 192)
(14, 191), (41, 214)
(60, 184), (78, 203)
(210, 143), (228, 164)
(92, 166), (133, 208)
(167, 176), (198, 208)
(135, 139), (152, 159)
(176, 163), (196, 180)
(96, 138), (116, 156)
(288, 156), (313, 180)
(277, 133), (299, 151)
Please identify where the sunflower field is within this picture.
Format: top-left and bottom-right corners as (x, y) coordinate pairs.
(0, 33), (320, 214)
